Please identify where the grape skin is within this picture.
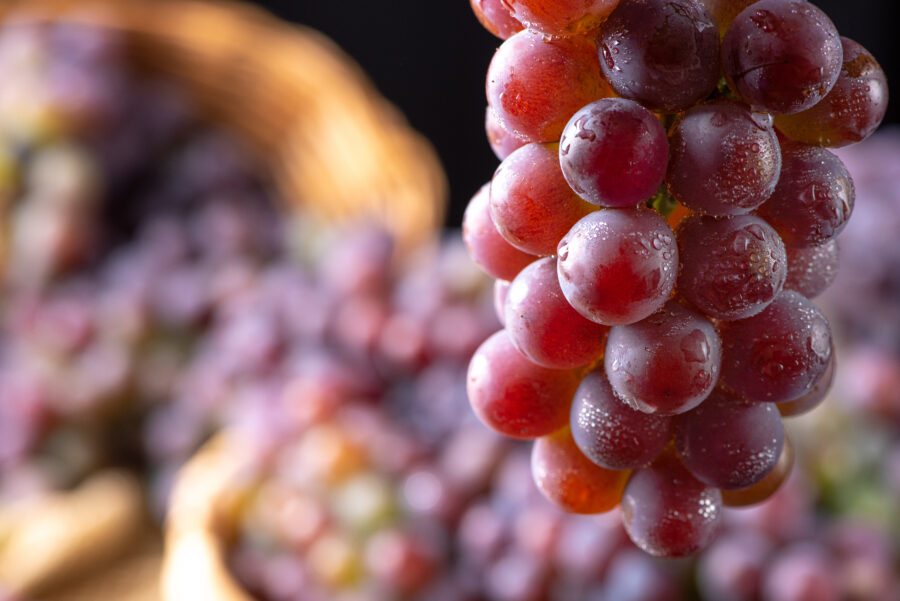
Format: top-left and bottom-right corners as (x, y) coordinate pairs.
(490, 143), (595, 257)
(757, 143), (854, 248)
(485, 106), (527, 161)
(676, 387), (785, 490)
(621, 451), (723, 558)
(605, 301), (722, 416)
(777, 352), (834, 417)
(501, 0), (622, 37)
(597, 0), (720, 113)
(722, 0), (843, 115)
(504, 257), (609, 370)
(557, 208), (678, 326)
(666, 100), (782, 216)
(531, 427), (629, 515)
(784, 240), (839, 299)
(775, 37), (889, 148)
(570, 368), (672, 470)
(559, 98), (669, 208)
(721, 434), (794, 507)
(719, 290), (832, 404)
(470, 0), (524, 39)
(466, 330), (582, 439)
(486, 30), (610, 143)
(676, 214), (787, 321)
(462, 183), (537, 281)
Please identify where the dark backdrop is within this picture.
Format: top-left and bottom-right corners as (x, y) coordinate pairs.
(250, 1), (898, 227)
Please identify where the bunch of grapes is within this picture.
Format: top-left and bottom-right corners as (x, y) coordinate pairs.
(464, 0), (888, 557)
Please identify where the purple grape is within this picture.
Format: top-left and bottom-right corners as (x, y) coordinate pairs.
(677, 214), (787, 320)
(784, 241), (839, 299)
(719, 290), (832, 404)
(597, 0), (720, 113)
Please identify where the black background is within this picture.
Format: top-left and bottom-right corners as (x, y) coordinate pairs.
(250, 0), (897, 227)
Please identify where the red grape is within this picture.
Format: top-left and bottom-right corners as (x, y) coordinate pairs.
(621, 451), (722, 557)
(784, 240), (839, 299)
(676, 387), (785, 489)
(557, 208), (678, 326)
(471, 0), (524, 39)
(462, 183), (537, 281)
(757, 142), (854, 247)
(467, 330), (581, 439)
(531, 427), (629, 514)
(605, 301), (722, 415)
(722, 0), (843, 115)
(489, 143), (595, 256)
(676, 214), (787, 320)
(505, 257), (609, 369)
(486, 30), (610, 143)
(719, 290), (832, 404)
(775, 38), (889, 148)
(597, 0), (720, 113)
(667, 100), (782, 216)
(559, 98), (669, 208)
(570, 368), (672, 470)
(501, 0), (621, 37)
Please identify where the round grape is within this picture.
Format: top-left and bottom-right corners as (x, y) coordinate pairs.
(505, 257), (609, 370)
(777, 351), (834, 417)
(597, 0), (720, 113)
(677, 214), (787, 320)
(470, 0), (524, 39)
(557, 209), (678, 326)
(621, 451), (722, 557)
(490, 143), (595, 257)
(486, 30), (610, 143)
(531, 427), (629, 515)
(466, 330), (581, 439)
(677, 387), (785, 489)
(775, 38), (889, 148)
(570, 368), (672, 470)
(485, 106), (527, 161)
(722, 435), (794, 507)
(719, 290), (832, 404)
(559, 98), (669, 208)
(757, 143), (854, 247)
(667, 100), (781, 216)
(722, 0), (843, 115)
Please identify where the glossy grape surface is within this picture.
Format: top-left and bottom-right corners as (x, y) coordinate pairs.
(597, 0), (720, 113)
(621, 451), (722, 557)
(784, 240), (839, 299)
(559, 98), (669, 208)
(471, 0), (524, 39)
(677, 387), (785, 489)
(505, 257), (609, 369)
(722, 0), (843, 114)
(719, 291), (832, 404)
(501, 0), (621, 36)
(467, 330), (581, 439)
(667, 100), (781, 216)
(605, 301), (721, 415)
(677, 214), (787, 320)
(775, 38), (888, 148)
(757, 143), (854, 247)
(531, 427), (629, 514)
(557, 209), (678, 326)
(777, 352), (834, 417)
(490, 143), (595, 256)
(570, 368), (672, 470)
(485, 106), (527, 161)
(721, 435), (794, 506)
(462, 183), (536, 281)
(486, 30), (609, 143)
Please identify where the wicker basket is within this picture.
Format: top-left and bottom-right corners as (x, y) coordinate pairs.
(0, 0), (446, 596)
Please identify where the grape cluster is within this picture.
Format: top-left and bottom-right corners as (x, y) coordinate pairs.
(465, 0), (887, 557)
